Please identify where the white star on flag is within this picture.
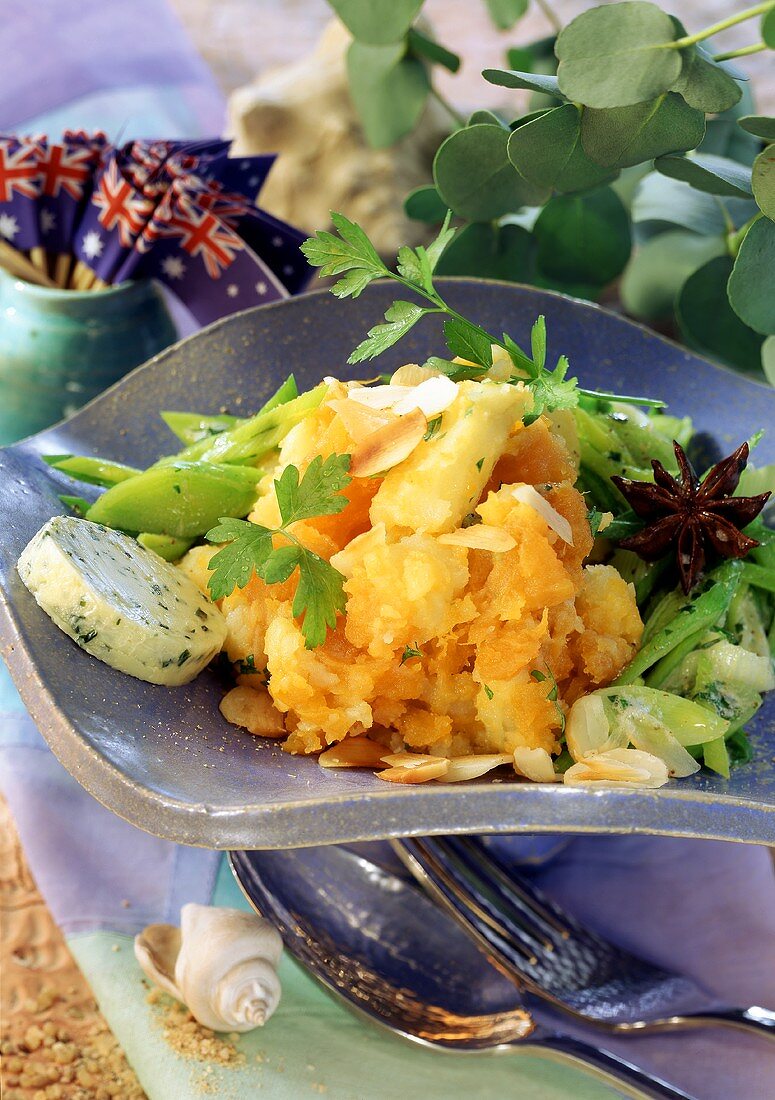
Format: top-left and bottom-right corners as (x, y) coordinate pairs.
(161, 255), (186, 280)
(40, 209), (57, 234)
(226, 284), (239, 298)
(271, 235), (283, 247)
(255, 281), (268, 295)
(248, 176), (259, 188)
(0, 213), (20, 241)
(81, 230), (103, 259)
(283, 264), (294, 276)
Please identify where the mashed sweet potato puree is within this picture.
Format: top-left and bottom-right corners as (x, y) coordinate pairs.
(180, 371), (643, 776)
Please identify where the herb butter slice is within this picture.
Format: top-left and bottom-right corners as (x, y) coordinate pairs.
(17, 516), (227, 686)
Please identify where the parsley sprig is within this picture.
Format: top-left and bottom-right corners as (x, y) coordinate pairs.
(205, 454), (352, 649)
(301, 211), (663, 421)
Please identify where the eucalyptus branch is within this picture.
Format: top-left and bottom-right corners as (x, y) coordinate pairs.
(712, 41), (768, 60)
(428, 86), (466, 128)
(670, 2), (774, 49)
(534, 0), (562, 34)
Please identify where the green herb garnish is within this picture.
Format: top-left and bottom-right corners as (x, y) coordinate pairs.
(301, 211), (665, 420)
(205, 454), (352, 649)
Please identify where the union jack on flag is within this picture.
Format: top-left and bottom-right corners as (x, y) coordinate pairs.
(92, 159), (154, 248)
(146, 191), (245, 279)
(39, 142), (94, 201)
(0, 139), (41, 203)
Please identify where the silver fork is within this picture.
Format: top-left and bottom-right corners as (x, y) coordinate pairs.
(392, 835), (775, 1040)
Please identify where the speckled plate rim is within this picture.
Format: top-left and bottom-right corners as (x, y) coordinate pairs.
(1, 279), (774, 850)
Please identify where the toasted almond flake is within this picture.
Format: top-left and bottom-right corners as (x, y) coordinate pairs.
(349, 408), (427, 478)
(390, 363), (440, 386)
(379, 751), (445, 768)
(439, 753), (512, 783)
(597, 511), (614, 532)
(513, 746), (560, 783)
(565, 694), (611, 762)
(377, 758), (450, 784)
(511, 484), (574, 545)
(328, 398), (392, 443)
(564, 748), (669, 788)
(437, 525), (517, 552)
(318, 736), (388, 768)
(347, 384), (415, 410)
(392, 375), (458, 417)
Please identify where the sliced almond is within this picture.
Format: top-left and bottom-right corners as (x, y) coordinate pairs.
(347, 384), (414, 410)
(439, 753), (512, 783)
(390, 363), (440, 386)
(564, 747), (669, 788)
(379, 751), (445, 768)
(349, 408), (427, 478)
(392, 375), (458, 418)
(328, 398), (392, 444)
(597, 511), (614, 533)
(565, 694), (611, 762)
(510, 484), (574, 545)
(377, 758), (450, 784)
(513, 746), (560, 783)
(318, 735), (388, 768)
(438, 525), (516, 552)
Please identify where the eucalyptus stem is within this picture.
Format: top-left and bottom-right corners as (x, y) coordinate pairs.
(727, 212), (763, 258)
(534, 0), (562, 34)
(428, 86), (466, 128)
(670, 2), (774, 49)
(713, 41), (768, 60)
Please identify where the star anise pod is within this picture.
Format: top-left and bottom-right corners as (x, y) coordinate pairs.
(611, 441), (771, 594)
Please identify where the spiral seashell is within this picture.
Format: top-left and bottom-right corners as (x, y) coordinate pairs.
(134, 903), (283, 1032)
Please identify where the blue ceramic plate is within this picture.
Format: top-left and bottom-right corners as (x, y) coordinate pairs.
(0, 281), (773, 848)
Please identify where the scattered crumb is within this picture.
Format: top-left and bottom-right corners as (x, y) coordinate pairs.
(120, 900), (131, 909)
(146, 991), (246, 1069)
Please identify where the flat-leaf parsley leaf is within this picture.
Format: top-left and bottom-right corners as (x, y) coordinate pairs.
(205, 454), (352, 649)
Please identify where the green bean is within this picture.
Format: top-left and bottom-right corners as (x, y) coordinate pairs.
(161, 411), (241, 445)
(44, 454), (140, 487)
(86, 462), (263, 538)
(137, 533), (195, 561)
(740, 563), (775, 594)
(155, 378), (322, 469)
(615, 561), (742, 685)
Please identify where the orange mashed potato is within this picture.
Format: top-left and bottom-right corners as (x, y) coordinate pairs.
(179, 373), (643, 767)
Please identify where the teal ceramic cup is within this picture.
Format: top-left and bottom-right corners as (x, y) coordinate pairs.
(0, 270), (178, 444)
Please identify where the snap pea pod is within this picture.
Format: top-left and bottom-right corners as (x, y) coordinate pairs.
(614, 560), (743, 685)
(86, 461), (263, 538)
(155, 375), (308, 467)
(44, 454), (141, 487)
(161, 411), (241, 445)
(137, 533), (195, 561)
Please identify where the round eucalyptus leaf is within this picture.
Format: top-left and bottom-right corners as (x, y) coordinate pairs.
(677, 255), (763, 372)
(468, 109), (508, 128)
(762, 335), (775, 387)
(329, 0), (423, 45)
(752, 146), (775, 221)
(404, 185), (448, 223)
(700, 81), (759, 165)
(533, 186), (631, 286)
(347, 42), (430, 148)
(671, 48), (741, 114)
(483, 68), (564, 98)
(728, 216), (775, 335)
(508, 103), (616, 194)
(581, 93), (705, 170)
(763, 8), (775, 49)
(654, 153), (753, 198)
(621, 230), (724, 321)
(555, 2), (682, 109)
(435, 221), (535, 280)
(485, 0), (529, 31)
(632, 171), (757, 239)
(738, 115), (775, 142)
(434, 124), (544, 221)
(406, 28), (460, 73)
